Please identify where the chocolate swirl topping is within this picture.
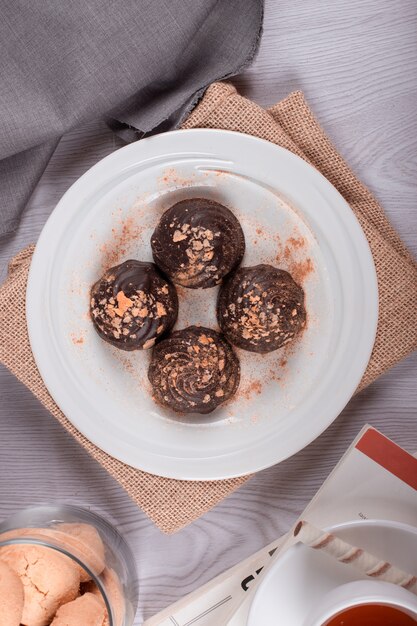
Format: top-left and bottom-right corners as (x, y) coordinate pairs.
(90, 260), (178, 351)
(217, 264), (306, 353)
(148, 326), (240, 414)
(151, 198), (245, 289)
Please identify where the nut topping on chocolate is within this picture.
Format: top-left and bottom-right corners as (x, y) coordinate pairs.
(217, 264), (306, 353)
(90, 260), (178, 350)
(151, 198), (245, 289)
(148, 326), (240, 413)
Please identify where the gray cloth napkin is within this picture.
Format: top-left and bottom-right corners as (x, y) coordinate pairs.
(0, 0), (263, 238)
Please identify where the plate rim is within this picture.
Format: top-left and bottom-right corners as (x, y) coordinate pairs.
(26, 128), (379, 480)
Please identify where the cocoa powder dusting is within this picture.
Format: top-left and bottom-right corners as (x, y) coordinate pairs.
(252, 380), (262, 394)
(283, 235), (306, 261)
(290, 258), (314, 285)
(158, 168), (193, 188)
(282, 231), (314, 285)
(287, 236), (305, 249)
(99, 215), (144, 270)
(71, 333), (85, 345)
(240, 379), (263, 401)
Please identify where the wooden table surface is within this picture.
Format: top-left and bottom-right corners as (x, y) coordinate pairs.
(1, 1), (416, 623)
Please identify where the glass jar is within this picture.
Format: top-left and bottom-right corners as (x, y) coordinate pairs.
(0, 504), (138, 626)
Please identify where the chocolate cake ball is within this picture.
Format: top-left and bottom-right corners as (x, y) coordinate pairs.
(217, 264), (306, 353)
(148, 326), (240, 414)
(90, 260), (178, 351)
(151, 198), (245, 289)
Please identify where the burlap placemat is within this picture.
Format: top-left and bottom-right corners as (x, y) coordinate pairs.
(1, 83), (416, 533)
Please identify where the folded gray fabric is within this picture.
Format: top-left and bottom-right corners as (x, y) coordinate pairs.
(0, 0), (263, 238)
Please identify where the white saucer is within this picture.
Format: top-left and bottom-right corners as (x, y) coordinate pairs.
(247, 519), (417, 625)
(26, 129), (378, 479)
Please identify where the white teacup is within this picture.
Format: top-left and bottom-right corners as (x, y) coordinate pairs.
(304, 580), (417, 626)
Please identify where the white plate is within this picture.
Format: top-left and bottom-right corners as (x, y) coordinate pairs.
(27, 129), (378, 480)
(247, 519), (417, 625)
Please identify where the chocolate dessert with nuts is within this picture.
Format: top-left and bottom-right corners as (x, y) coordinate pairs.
(217, 264), (306, 353)
(148, 326), (240, 414)
(90, 260), (178, 350)
(151, 198), (245, 289)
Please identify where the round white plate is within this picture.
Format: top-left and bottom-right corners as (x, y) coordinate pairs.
(27, 129), (378, 480)
(247, 519), (417, 625)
